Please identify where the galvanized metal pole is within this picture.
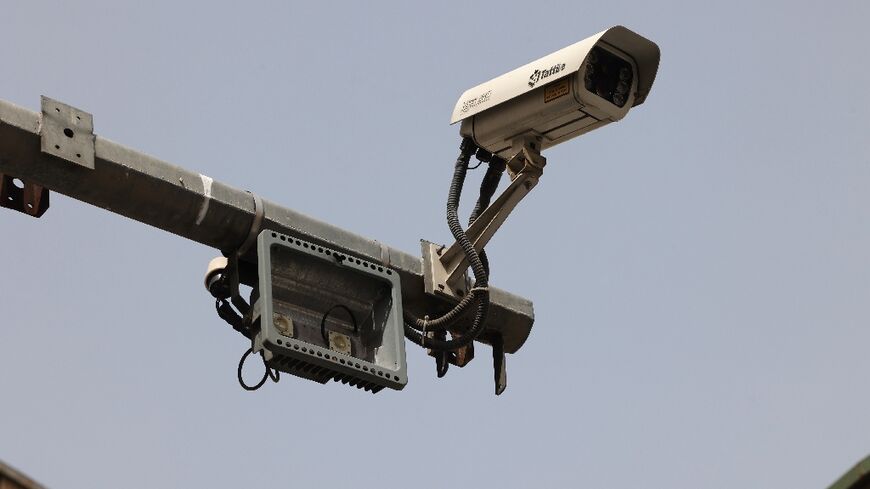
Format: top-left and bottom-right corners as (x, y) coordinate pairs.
(0, 98), (534, 354)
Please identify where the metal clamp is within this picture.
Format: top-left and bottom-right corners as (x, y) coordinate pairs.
(237, 191), (265, 256)
(205, 192), (267, 337)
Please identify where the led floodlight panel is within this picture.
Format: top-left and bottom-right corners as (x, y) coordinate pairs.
(252, 231), (407, 393)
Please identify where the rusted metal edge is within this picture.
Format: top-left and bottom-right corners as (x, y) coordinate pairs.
(0, 459), (48, 489)
(0, 173), (49, 217)
(827, 455), (870, 489)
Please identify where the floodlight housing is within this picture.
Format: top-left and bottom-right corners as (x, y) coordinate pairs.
(251, 231), (407, 393)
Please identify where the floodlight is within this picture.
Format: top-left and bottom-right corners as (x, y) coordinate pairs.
(249, 231), (408, 393)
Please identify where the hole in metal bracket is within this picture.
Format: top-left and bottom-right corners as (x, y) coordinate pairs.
(1, 174), (50, 217)
(63, 128), (74, 138)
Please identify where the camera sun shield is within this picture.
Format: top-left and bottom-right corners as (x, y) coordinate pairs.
(450, 25), (660, 158)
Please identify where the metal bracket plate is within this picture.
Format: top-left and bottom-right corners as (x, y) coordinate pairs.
(40, 96), (95, 169)
(421, 239), (469, 301)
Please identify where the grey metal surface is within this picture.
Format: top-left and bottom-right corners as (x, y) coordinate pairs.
(39, 96), (95, 170)
(253, 230), (407, 392)
(421, 239), (470, 299)
(0, 97), (534, 353)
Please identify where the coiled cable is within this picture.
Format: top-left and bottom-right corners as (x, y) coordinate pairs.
(403, 138), (494, 351)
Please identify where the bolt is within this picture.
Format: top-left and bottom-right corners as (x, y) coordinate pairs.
(273, 314), (293, 337)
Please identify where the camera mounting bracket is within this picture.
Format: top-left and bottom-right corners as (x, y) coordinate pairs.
(422, 135), (546, 302)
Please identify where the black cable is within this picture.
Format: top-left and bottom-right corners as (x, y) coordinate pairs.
(402, 154), (504, 334)
(216, 298), (253, 339)
(267, 364), (280, 383)
(237, 348), (270, 391)
(403, 139), (483, 333)
(403, 137), (491, 351)
(320, 304), (358, 344)
(403, 289), (481, 332)
(469, 156), (506, 276)
(434, 328), (450, 377)
(470, 156), (506, 224)
(211, 266), (278, 388)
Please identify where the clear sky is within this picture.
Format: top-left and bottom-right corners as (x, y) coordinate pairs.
(2, 1), (869, 488)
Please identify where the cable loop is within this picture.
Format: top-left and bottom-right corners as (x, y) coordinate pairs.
(320, 304), (358, 344)
(237, 348), (271, 391)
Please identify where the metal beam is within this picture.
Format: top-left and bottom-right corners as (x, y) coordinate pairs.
(0, 98), (534, 354)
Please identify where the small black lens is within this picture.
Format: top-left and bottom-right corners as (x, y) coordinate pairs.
(615, 81), (630, 94)
(612, 92), (625, 106)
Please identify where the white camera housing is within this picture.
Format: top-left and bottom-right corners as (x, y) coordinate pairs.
(451, 26), (660, 158)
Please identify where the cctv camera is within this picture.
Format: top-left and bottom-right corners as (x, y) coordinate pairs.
(451, 26), (660, 158)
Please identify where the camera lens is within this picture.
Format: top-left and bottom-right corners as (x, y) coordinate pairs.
(612, 92), (625, 106)
(584, 74), (594, 91)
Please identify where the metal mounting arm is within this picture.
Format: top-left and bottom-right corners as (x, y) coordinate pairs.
(423, 137), (546, 301)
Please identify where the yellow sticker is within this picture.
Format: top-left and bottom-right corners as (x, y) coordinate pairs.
(544, 78), (570, 103)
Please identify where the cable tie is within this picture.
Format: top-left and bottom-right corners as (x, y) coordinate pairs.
(421, 315), (430, 348)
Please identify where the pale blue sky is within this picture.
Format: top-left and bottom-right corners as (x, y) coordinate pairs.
(2, 1), (870, 488)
